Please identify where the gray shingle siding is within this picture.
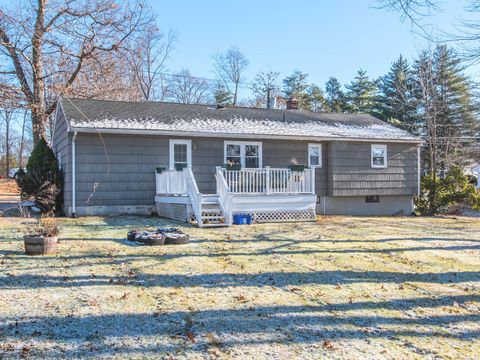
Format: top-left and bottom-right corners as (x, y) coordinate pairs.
(52, 107), (72, 209)
(328, 142), (418, 196)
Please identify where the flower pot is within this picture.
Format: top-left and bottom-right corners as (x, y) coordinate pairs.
(225, 163), (242, 171)
(288, 164), (306, 172)
(24, 236), (59, 255)
(156, 166), (167, 174)
(174, 163), (188, 171)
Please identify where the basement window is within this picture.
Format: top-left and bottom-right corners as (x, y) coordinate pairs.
(366, 195), (380, 203)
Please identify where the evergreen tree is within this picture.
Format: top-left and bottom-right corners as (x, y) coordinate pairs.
(325, 77), (347, 112)
(412, 45), (479, 178)
(282, 70), (309, 99)
(378, 55), (418, 132)
(213, 83), (233, 106)
(345, 69), (378, 114)
(305, 85), (327, 112)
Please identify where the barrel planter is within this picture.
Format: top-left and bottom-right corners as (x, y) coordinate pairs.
(24, 236), (59, 255)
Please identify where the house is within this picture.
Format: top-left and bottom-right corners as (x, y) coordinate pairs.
(52, 97), (422, 227)
(465, 162), (480, 188)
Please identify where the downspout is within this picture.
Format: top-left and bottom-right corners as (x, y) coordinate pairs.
(417, 145), (421, 196)
(71, 131), (78, 218)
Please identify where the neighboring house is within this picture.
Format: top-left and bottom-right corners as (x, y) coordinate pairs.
(52, 97), (422, 227)
(465, 162), (480, 189)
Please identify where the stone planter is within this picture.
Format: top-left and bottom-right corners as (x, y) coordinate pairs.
(24, 236), (59, 255)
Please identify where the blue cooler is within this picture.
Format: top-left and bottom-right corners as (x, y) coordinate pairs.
(233, 214), (252, 225)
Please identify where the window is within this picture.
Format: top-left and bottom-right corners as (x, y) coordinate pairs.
(224, 141), (262, 168)
(169, 139), (192, 169)
(308, 143), (322, 168)
(366, 195), (380, 203)
(371, 144), (387, 168)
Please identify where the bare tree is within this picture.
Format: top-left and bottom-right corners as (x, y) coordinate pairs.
(213, 46), (249, 106)
(126, 26), (176, 101)
(0, 0), (153, 144)
(251, 71), (280, 109)
(58, 52), (141, 102)
(0, 83), (25, 176)
(167, 69), (211, 104)
(376, 0), (439, 29)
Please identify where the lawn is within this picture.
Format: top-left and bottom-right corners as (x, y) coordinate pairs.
(0, 215), (479, 359)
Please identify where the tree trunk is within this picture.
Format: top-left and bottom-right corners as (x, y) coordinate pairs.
(31, 0), (47, 144)
(5, 115), (10, 177)
(19, 110), (27, 168)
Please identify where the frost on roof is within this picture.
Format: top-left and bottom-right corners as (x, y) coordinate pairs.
(62, 98), (420, 141)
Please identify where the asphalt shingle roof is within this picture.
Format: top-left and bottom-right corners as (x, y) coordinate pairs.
(60, 97), (421, 142)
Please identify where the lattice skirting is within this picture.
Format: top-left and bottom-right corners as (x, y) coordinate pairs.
(156, 203), (188, 222)
(233, 209), (316, 223)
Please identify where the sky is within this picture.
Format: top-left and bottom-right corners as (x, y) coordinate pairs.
(151, 0), (479, 97)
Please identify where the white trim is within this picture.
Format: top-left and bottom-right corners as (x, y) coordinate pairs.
(70, 127), (423, 144)
(371, 144), (388, 168)
(224, 141), (263, 168)
(169, 139), (192, 170)
(417, 146), (421, 195)
(71, 131), (78, 217)
(308, 143), (322, 168)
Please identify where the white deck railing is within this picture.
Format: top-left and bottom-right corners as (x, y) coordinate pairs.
(218, 166), (315, 195)
(155, 169), (188, 195)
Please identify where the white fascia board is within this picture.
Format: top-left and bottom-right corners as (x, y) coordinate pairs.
(69, 127), (424, 144)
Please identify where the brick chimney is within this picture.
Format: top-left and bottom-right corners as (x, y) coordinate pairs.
(286, 97), (299, 110)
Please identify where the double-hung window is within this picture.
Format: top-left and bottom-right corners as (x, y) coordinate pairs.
(308, 143), (322, 168)
(224, 141), (262, 168)
(371, 144), (387, 168)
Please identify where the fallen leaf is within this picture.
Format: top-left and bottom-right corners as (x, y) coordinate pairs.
(186, 331), (196, 343)
(322, 340), (335, 350)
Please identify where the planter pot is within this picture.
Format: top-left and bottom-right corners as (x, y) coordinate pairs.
(288, 164), (306, 172)
(24, 236), (58, 255)
(225, 163), (242, 171)
(156, 166), (167, 174)
(174, 163), (188, 171)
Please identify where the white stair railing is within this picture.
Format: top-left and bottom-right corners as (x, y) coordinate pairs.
(215, 166), (233, 225)
(185, 167), (203, 226)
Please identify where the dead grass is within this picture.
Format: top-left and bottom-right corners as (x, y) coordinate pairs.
(0, 215), (479, 359)
(0, 179), (19, 195)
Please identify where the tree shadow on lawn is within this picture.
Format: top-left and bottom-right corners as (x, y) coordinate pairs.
(5, 269), (480, 290)
(1, 295), (479, 358)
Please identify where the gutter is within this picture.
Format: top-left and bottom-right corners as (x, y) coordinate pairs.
(71, 131), (77, 218)
(69, 127), (424, 144)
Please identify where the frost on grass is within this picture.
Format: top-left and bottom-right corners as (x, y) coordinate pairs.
(0, 216), (479, 359)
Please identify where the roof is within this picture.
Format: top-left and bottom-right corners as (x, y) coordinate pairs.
(59, 97), (422, 143)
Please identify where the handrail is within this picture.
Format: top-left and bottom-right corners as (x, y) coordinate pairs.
(216, 166), (233, 225)
(155, 169), (188, 195)
(185, 167), (203, 226)
(219, 167), (315, 195)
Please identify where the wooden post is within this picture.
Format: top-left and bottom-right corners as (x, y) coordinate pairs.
(265, 166), (271, 194)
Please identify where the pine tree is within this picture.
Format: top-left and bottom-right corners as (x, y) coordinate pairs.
(304, 85), (327, 112)
(345, 69), (378, 114)
(282, 70), (309, 99)
(412, 45), (479, 177)
(378, 55), (418, 132)
(325, 77), (347, 112)
(213, 83), (233, 106)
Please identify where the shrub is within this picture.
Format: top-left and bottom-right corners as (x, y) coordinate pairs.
(415, 166), (480, 215)
(25, 217), (61, 237)
(16, 138), (63, 214)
